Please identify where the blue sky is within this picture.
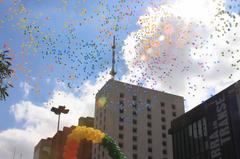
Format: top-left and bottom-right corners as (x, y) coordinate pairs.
(0, 0), (147, 130)
(0, 0), (240, 158)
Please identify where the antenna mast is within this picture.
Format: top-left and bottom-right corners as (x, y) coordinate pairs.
(110, 36), (117, 79)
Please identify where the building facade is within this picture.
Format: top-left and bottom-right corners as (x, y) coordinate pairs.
(92, 79), (185, 159)
(34, 117), (94, 159)
(34, 138), (52, 159)
(169, 80), (240, 159)
(51, 126), (75, 159)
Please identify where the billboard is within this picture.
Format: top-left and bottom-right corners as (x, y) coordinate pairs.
(205, 81), (240, 159)
(226, 82), (240, 159)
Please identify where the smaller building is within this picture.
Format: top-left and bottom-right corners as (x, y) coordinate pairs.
(78, 117), (94, 127)
(33, 138), (52, 159)
(33, 117), (94, 159)
(169, 80), (240, 159)
(51, 126), (75, 159)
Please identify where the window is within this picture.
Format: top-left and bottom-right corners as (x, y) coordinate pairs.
(133, 96), (137, 101)
(119, 108), (124, 114)
(172, 104), (176, 109)
(147, 106), (151, 112)
(162, 125), (166, 130)
(119, 117), (124, 122)
(147, 99), (151, 104)
(148, 147), (152, 152)
(148, 156), (152, 159)
(119, 142), (123, 148)
(188, 124), (194, 156)
(193, 122), (199, 153)
(162, 141), (167, 146)
(161, 117), (166, 122)
(119, 100), (124, 106)
(133, 136), (138, 141)
(147, 114), (151, 119)
(133, 119), (137, 125)
(133, 127), (137, 133)
(120, 93), (124, 98)
(119, 125), (123, 130)
(133, 110), (137, 116)
(133, 154), (137, 159)
(148, 138), (152, 144)
(198, 119), (204, 153)
(133, 103), (137, 108)
(161, 109), (165, 114)
(119, 134), (123, 139)
(148, 130), (152, 136)
(163, 149), (167, 154)
(161, 102), (165, 107)
(133, 145), (137, 150)
(147, 122), (152, 127)
(162, 133), (166, 138)
(172, 112), (176, 117)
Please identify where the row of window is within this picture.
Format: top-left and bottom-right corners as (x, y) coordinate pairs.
(119, 93), (176, 109)
(119, 108), (172, 124)
(172, 118), (208, 159)
(119, 101), (177, 119)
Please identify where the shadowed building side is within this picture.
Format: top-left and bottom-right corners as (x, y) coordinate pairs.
(169, 80), (240, 159)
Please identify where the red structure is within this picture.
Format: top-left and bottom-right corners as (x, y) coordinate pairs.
(33, 117), (94, 159)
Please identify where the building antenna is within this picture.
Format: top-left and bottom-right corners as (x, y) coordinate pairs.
(12, 147), (16, 159)
(110, 35), (117, 79)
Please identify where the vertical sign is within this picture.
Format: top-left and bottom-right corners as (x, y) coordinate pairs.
(206, 93), (235, 159)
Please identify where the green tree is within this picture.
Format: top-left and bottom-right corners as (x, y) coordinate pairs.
(0, 49), (13, 100)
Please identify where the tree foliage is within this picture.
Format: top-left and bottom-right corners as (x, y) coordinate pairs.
(0, 49), (13, 100)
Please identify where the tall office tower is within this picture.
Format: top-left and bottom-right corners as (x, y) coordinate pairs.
(92, 79), (184, 159)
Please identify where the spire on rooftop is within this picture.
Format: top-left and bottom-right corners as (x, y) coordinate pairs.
(110, 35), (117, 79)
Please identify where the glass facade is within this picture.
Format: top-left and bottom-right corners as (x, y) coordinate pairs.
(170, 80), (240, 159)
(172, 118), (211, 159)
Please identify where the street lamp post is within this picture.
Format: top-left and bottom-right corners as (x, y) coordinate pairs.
(51, 105), (69, 131)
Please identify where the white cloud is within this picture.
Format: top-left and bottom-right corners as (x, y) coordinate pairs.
(1, 0), (240, 158)
(122, 0), (240, 111)
(0, 71), (111, 159)
(20, 82), (33, 98)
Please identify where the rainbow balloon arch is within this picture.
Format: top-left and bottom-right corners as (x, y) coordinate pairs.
(64, 126), (127, 159)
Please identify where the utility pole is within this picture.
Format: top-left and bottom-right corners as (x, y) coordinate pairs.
(51, 105), (69, 131)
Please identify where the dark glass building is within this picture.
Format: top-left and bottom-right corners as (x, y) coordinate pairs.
(169, 80), (240, 159)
